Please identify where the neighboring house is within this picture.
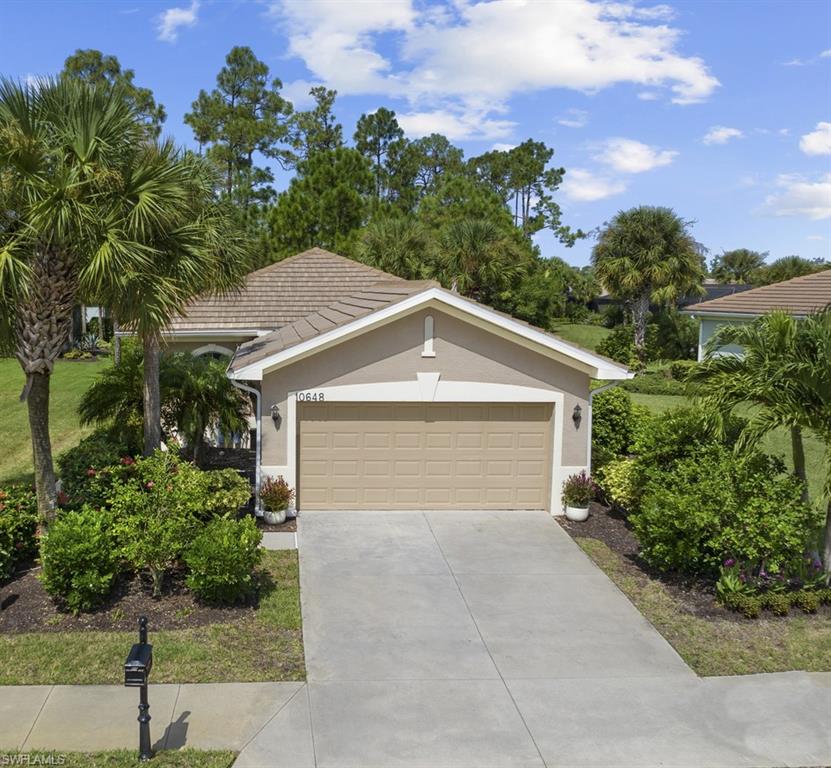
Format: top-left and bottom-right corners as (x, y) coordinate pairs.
(165, 248), (632, 514)
(685, 269), (831, 360)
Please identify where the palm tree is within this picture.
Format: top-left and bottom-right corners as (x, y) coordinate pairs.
(687, 311), (810, 496)
(357, 217), (434, 281)
(592, 206), (704, 364)
(439, 219), (528, 301)
(80, 348), (249, 464)
(93, 140), (249, 455)
(784, 309), (831, 576)
(709, 248), (766, 284)
(0, 77), (145, 525)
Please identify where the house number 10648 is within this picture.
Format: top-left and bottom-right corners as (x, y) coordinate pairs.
(297, 391), (325, 402)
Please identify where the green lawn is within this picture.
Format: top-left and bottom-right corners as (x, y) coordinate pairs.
(549, 322), (610, 352)
(630, 392), (827, 505)
(0, 550), (304, 685)
(25, 751), (236, 768)
(0, 357), (106, 485)
(578, 538), (831, 676)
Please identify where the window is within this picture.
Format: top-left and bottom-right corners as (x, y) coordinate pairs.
(422, 315), (436, 357)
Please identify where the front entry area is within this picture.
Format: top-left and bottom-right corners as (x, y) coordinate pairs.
(298, 402), (552, 510)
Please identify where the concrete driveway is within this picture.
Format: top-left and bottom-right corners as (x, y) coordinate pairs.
(235, 511), (830, 768)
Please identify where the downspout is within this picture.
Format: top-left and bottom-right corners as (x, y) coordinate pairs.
(232, 380), (262, 516)
(587, 380), (623, 472)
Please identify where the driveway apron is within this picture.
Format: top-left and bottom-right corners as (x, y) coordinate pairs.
(234, 511), (830, 768)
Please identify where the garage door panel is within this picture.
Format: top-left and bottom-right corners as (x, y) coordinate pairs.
(299, 402), (551, 510)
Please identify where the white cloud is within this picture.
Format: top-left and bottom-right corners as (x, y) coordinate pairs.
(157, 0), (199, 43)
(561, 168), (627, 202)
(821, 49), (831, 58)
(558, 109), (588, 128)
(271, 0), (719, 140)
(783, 58), (805, 67)
(800, 122), (831, 156)
(807, 234), (825, 241)
(764, 174), (831, 221)
(491, 142), (517, 151)
(637, 91), (660, 100)
(702, 126), (744, 145)
(397, 108), (515, 140)
(594, 137), (678, 173)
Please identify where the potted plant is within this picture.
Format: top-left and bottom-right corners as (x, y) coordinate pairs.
(562, 471), (594, 522)
(260, 476), (295, 525)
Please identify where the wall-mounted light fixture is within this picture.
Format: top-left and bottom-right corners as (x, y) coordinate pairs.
(572, 403), (582, 428)
(270, 404), (281, 429)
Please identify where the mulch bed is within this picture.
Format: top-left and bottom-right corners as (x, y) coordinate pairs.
(258, 516), (297, 533)
(0, 561), (268, 634)
(558, 502), (831, 622)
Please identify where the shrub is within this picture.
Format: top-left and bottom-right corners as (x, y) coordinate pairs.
(596, 458), (640, 512)
(562, 471), (594, 507)
(623, 370), (686, 396)
(653, 309), (698, 361)
(591, 387), (638, 468)
(0, 485), (38, 580)
(597, 324), (660, 367)
(634, 449), (819, 578)
(761, 592), (791, 617)
(185, 516), (262, 604)
(794, 590), (820, 615)
(109, 451), (198, 597)
(197, 469), (251, 520)
(261, 476), (295, 512)
(57, 430), (136, 508)
(39, 506), (120, 613)
(735, 594), (762, 619)
(670, 360), (697, 381)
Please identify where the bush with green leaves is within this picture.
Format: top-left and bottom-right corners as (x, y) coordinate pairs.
(669, 359), (697, 381)
(196, 469), (251, 520)
(597, 324), (659, 367)
(595, 458), (640, 512)
(56, 429), (137, 508)
(591, 387), (639, 468)
(39, 506), (121, 613)
(622, 369), (686, 396)
(0, 485), (38, 580)
(109, 451), (199, 597)
(185, 516), (262, 604)
(633, 448), (820, 578)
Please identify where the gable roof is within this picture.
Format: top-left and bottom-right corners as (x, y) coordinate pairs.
(167, 248), (405, 333)
(228, 284), (633, 381)
(684, 269), (831, 317)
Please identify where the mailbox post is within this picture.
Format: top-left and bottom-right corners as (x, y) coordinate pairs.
(124, 616), (153, 761)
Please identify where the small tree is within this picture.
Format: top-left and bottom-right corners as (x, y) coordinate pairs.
(592, 206), (704, 365)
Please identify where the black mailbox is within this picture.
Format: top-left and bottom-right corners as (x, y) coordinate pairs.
(124, 641), (153, 687)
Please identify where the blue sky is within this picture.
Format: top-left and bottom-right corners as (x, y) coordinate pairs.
(1, 0), (830, 267)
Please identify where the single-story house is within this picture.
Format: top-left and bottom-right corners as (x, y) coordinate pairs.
(165, 248), (632, 514)
(685, 269), (831, 360)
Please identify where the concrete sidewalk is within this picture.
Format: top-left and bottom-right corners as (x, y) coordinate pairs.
(0, 682), (303, 753)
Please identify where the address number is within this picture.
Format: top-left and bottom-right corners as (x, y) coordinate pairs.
(297, 391), (325, 402)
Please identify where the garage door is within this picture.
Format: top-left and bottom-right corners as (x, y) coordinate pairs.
(298, 402), (552, 510)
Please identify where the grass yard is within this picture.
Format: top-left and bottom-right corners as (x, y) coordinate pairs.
(549, 322), (610, 352)
(630, 392), (828, 506)
(0, 357), (106, 485)
(578, 538), (831, 676)
(21, 751), (236, 768)
(0, 550), (304, 685)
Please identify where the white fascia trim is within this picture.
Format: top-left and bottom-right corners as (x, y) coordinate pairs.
(683, 310), (798, 320)
(116, 329), (267, 339)
(230, 288), (632, 381)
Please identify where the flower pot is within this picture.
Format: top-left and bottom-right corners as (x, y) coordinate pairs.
(263, 507), (287, 525)
(565, 505), (589, 522)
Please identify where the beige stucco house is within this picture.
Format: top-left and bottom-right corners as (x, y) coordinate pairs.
(165, 248), (632, 514)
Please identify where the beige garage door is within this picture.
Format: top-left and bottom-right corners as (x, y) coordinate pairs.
(298, 402), (552, 510)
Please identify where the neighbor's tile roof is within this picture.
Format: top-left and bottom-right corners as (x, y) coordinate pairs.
(684, 269), (831, 316)
(167, 248), (406, 332)
(229, 280), (439, 372)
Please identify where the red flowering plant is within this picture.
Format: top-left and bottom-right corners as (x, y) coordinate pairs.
(0, 484), (38, 580)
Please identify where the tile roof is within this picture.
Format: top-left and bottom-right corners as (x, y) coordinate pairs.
(229, 280), (439, 372)
(167, 248), (406, 332)
(684, 269), (831, 316)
